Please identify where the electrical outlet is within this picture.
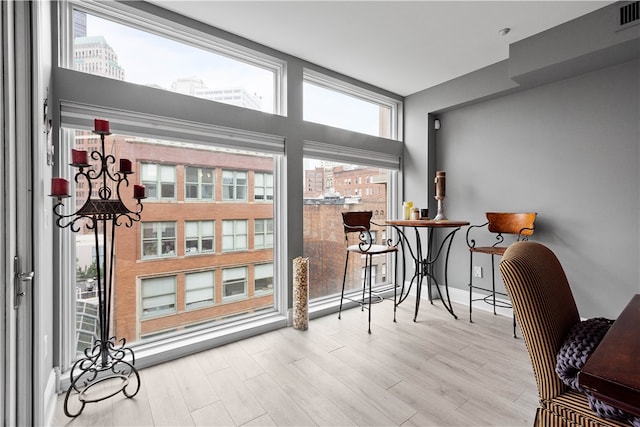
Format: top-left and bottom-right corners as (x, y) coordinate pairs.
(473, 266), (483, 278)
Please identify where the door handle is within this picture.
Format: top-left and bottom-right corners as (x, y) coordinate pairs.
(13, 256), (34, 309)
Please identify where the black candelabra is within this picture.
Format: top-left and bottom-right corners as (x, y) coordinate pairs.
(51, 119), (144, 417)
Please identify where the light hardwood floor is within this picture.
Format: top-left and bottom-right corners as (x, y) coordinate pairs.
(51, 298), (539, 426)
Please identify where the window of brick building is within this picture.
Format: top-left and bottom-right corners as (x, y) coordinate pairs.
(222, 267), (248, 301)
(222, 170), (247, 201)
(185, 166), (214, 201)
(254, 172), (273, 201)
(254, 219), (273, 249)
(142, 164), (176, 200)
(185, 271), (215, 310)
(142, 222), (177, 258)
(254, 263), (274, 295)
(141, 276), (177, 318)
(185, 220), (215, 254)
(222, 219), (248, 252)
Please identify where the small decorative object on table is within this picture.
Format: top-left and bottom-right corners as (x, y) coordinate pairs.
(434, 170), (447, 220)
(51, 118), (144, 417)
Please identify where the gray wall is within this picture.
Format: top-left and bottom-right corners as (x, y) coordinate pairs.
(403, 2), (640, 320)
(435, 59), (639, 319)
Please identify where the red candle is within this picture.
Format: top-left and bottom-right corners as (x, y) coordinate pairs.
(51, 178), (69, 196)
(119, 158), (132, 173)
(133, 184), (146, 199)
(94, 118), (110, 134)
(71, 149), (88, 165)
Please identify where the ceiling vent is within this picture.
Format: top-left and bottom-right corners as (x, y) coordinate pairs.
(616, 1), (639, 31)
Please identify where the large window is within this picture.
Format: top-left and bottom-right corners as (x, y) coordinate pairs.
(68, 6), (283, 114)
(58, 0), (400, 373)
(66, 128), (278, 350)
(302, 158), (397, 301)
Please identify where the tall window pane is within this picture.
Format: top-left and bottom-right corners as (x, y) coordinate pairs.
(67, 128), (276, 349)
(303, 159), (394, 300)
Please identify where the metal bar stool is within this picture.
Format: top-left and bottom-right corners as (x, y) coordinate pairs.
(339, 211), (398, 333)
(466, 212), (537, 337)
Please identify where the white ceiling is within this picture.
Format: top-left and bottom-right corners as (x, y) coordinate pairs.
(148, 1), (612, 96)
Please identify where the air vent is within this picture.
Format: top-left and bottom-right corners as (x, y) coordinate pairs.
(616, 1), (640, 31)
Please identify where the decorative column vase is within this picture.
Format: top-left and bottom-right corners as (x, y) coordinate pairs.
(434, 170), (447, 220)
(292, 256), (309, 331)
(51, 119), (144, 417)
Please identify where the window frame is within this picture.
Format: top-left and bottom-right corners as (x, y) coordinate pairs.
(222, 266), (248, 301)
(222, 170), (248, 201)
(141, 163), (177, 201)
(222, 219), (248, 252)
(185, 270), (216, 310)
(141, 275), (177, 319)
(185, 220), (215, 255)
(254, 172), (274, 202)
(254, 218), (274, 249)
(141, 221), (178, 259)
(185, 166), (215, 201)
(254, 263), (274, 295)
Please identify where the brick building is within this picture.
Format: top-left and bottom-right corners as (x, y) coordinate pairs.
(111, 138), (274, 341)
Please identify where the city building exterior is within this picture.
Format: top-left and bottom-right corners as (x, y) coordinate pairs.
(303, 165), (390, 300)
(112, 139), (274, 341)
(170, 77), (262, 111)
(73, 35), (125, 80)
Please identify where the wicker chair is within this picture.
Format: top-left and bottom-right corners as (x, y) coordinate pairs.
(499, 241), (628, 426)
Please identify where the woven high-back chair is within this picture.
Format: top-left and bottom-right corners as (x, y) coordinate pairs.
(499, 241), (627, 426)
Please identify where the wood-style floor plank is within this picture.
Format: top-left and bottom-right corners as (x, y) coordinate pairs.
(52, 297), (538, 426)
